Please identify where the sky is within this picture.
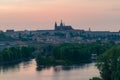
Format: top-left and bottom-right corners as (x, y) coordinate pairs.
(0, 0), (120, 31)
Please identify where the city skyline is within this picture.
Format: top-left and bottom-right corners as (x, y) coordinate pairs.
(0, 0), (120, 31)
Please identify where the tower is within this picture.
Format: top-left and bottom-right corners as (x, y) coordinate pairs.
(55, 22), (57, 27)
(89, 27), (91, 32)
(60, 20), (63, 27)
(55, 22), (57, 30)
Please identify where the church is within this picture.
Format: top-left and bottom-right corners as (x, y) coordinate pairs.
(54, 20), (73, 31)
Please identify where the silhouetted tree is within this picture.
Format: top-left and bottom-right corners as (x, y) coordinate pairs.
(97, 45), (120, 80)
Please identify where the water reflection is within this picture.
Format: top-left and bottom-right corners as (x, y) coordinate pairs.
(0, 59), (95, 73)
(37, 63), (93, 72)
(0, 63), (20, 73)
(61, 63), (92, 71)
(0, 59), (100, 80)
(0, 59), (32, 73)
(37, 66), (51, 71)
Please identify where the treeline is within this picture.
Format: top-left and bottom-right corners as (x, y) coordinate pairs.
(91, 45), (120, 80)
(36, 42), (114, 67)
(0, 46), (35, 64)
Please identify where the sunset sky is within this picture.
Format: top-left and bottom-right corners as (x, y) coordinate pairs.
(0, 0), (120, 31)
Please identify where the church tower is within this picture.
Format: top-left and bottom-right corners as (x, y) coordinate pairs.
(60, 20), (63, 27)
(55, 22), (57, 30)
(89, 27), (91, 32)
(54, 20), (73, 31)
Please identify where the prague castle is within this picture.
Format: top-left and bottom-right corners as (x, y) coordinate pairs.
(2, 21), (120, 44)
(55, 20), (73, 31)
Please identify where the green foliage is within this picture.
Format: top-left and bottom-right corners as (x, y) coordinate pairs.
(36, 54), (55, 66)
(90, 77), (102, 80)
(53, 43), (113, 63)
(21, 47), (34, 58)
(53, 44), (91, 63)
(97, 45), (120, 80)
(0, 46), (35, 63)
(36, 42), (113, 66)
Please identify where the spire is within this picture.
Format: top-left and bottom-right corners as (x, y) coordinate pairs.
(55, 22), (57, 27)
(55, 22), (58, 30)
(61, 20), (62, 23)
(60, 20), (63, 26)
(89, 27), (91, 32)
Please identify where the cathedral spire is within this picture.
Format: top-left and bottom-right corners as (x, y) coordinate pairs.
(55, 22), (57, 30)
(60, 20), (63, 26)
(55, 22), (57, 27)
(89, 27), (91, 32)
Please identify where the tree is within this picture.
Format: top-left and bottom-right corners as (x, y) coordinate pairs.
(97, 45), (120, 80)
(0, 46), (35, 63)
(21, 46), (35, 58)
(90, 77), (102, 80)
(36, 54), (55, 66)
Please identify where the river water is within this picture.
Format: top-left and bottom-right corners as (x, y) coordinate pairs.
(0, 59), (100, 80)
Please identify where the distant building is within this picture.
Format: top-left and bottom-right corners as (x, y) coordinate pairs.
(55, 20), (73, 31)
(0, 30), (3, 33)
(6, 29), (14, 33)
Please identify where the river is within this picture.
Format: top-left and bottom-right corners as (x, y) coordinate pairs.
(0, 59), (100, 80)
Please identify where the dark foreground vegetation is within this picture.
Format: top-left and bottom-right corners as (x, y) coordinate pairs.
(0, 46), (35, 64)
(36, 42), (114, 67)
(90, 45), (120, 80)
